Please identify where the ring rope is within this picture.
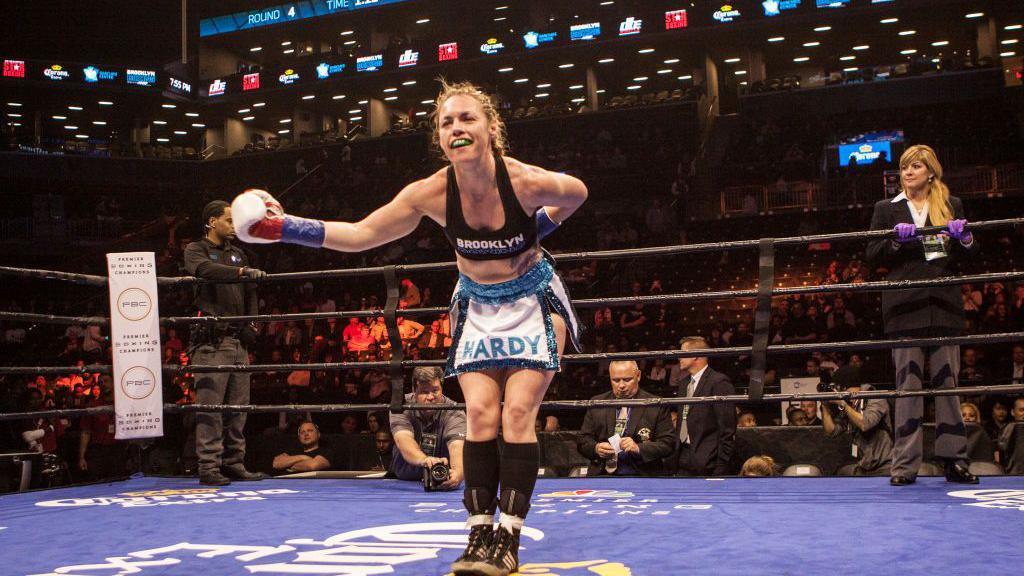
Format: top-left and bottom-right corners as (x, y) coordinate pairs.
(4, 383), (1022, 422)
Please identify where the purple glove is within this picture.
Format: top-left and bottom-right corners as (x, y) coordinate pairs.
(946, 219), (972, 242)
(893, 223), (917, 243)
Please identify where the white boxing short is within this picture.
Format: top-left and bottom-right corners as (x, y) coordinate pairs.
(445, 256), (582, 377)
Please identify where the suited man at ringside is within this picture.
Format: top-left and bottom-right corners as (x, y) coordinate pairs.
(674, 336), (736, 476)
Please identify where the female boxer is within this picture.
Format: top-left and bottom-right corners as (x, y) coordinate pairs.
(231, 79), (586, 576)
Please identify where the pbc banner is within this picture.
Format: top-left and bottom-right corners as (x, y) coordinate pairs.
(106, 252), (164, 439)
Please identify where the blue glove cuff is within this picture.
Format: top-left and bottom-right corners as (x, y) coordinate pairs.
(281, 216), (326, 248)
(536, 208), (560, 240)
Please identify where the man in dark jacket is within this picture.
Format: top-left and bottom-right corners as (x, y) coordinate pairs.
(674, 336), (736, 476)
(184, 200), (268, 486)
(577, 360), (676, 476)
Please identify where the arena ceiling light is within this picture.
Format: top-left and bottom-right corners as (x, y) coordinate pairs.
(332, 94), (346, 99)
(600, 1), (615, 5)
(793, 56), (810, 62)
(283, 49), (294, 54)
(900, 49), (917, 54)
(596, 89), (606, 93)
(348, 109), (361, 114)
(735, 70), (747, 76)
(402, 80), (417, 85)
(626, 85), (641, 90)
(569, 84), (584, 89)
(803, 42), (820, 47)
(5, 113), (20, 117)
(1001, 51), (1017, 57)
(637, 48), (655, 54)
(340, 30), (354, 36)
(814, 26), (831, 32)
(536, 83), (551, 88)
(98, 101), (113, 106)
(494, 17), (506, 22)
(632, 76), (648, 81)
(152, 120), (166, 125)
(420, 99), (433, 104)
(6, 102), (21, 106)
(768, 36), (785, 42)
(839, 55), (856, 61)
(349, 116), (362, 121)
(534, 93), (549, 98)
(68, 105), (83, 111)
(383, 87), (398, 92)
(416, 18), (430, 24)
(843, 67), (858, 72)
(384, 96), (398, 101)
(880, 18), (899, 24)
(853, 45), (869, 50)
(162, 104), (176, 109)
(174, 130), (187, 135)
(254, 102), (266, 107)
(191, 123), (205, 128)
(238, 108), (251, 113)
(63, 125), (77, 129)
(1002, 39), (1019, 45)
(498, 67), (514, 72)
(186, 112), (199, 117)
(664, 58), (680, 64)
(598, 58), (615, 63)
(250, 47), (262, 52)
(657, 69), (673, 74)
(965, 12), (984, 19)
(278, 129), (290, 134)
(156, 138), (169, 142)
(677, 75), (692, 80)
(495, 5), (508, 9)
(52, 115), (67, 120)
(571, 97), (585, 103)
(558, 63), (574, 69)
(1006, 24), (1022, 31)
(242, 116), (255, 121)
(343, 40), (356, 46)
(302, 95), (315, 100)
(724, 58), (740, 63)
(358, 99), (368, 104)
(280, 118), (291, 123)
(513, 77), (529, 83)
(415, 111), (427, 116)
(75, 134), (88, 139)
(281, 41), (291, 46)
(931, 40), (949, 46)
(898, 30), (916, 36)
(92, 121), (106, 125)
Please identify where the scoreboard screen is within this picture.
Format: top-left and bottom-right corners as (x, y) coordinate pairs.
(200, 0), (413, 37)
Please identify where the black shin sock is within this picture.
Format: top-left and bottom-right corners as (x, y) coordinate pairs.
(498, 441), (539, 524)
(462, 439), (500, 518)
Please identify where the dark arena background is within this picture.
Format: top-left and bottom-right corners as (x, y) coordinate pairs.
(2, 1), (1024, 575)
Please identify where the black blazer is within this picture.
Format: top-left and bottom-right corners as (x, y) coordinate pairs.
(577, 388), (677, 476)
(676, 366), (736, 475)
(865, 194), (977, 336)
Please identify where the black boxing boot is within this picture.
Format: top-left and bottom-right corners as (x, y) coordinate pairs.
(451, 487), (497, 576)
(474, 523), (520, 576)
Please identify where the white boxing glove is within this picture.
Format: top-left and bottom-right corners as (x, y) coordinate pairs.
(231, 189), (326, 247)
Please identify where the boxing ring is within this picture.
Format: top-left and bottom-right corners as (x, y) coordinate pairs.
(3, 219), (1024, 575)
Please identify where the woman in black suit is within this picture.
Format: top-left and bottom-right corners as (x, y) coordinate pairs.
(866, 144), (979, 486)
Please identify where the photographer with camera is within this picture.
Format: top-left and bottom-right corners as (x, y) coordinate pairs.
(389, 367), (465, 491)
(820, 366), (893, 476)
(183, 200), (268, 486)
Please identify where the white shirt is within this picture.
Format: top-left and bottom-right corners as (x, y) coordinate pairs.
(891, 191), (929, 227)
(686, 365), (710, 397)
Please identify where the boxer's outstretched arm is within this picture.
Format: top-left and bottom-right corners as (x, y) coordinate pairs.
(322, 180), (426, 252)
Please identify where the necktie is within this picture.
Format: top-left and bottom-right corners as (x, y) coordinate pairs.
(679, 375), (698, 443)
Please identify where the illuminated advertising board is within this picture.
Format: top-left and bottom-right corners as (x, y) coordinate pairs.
(278, 68), (301, 83)
(167, 76), (192, 96)
(208, 78), (227, 96)
(713, 4), (743, 23)
(665, 10), (688, 29)
(438, 42), (459, 61)
(200, 0), (414, 37)
(523, 31), (557, 49)
(480, 38), (506, 55)
(126, 69), (156, 86)
(44, 64), (71, 81)
(242, 72), (260, 91)
(398, 49), (419, 67)
(570, 22), (601, 41)
(619, 17), (643, 36)
(83, 66), (119, 83)
(3, 60), (26, 78)
(356, 54), (382, 72)
(762, 0), (802, 16)
(315, 62), (346, 78)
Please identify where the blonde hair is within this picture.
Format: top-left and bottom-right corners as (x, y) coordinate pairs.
(899, 144), (953, 226)
(429, 78), (507, 158)
(741, 455), (776, 477)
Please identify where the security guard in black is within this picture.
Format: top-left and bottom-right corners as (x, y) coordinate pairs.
(182, 200), (267, 486)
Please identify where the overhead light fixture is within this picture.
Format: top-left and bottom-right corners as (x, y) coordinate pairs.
(793, 56), (810, 62)
(299, 95), (314, 100)
(571, 97), (585, 103)
(280, 118), (292, 123)
(814, 26), (831, 32)
(1002, 39), (1019, 45)
(803, 42), (820, 47)
(735, 70), (747, 76)
(495, 5), (508, 9)
(340, 30), (354, 36)
(932, 40), (949, 46)
(535, 93), (549, 98)
(250, 47), (262, 52)
(638, 48), (655, 54)
(384, 96), (398, 101)
(254, 102), (266, 107)
(283, 49), (294, 54)
(348, 109), (361, 114)
(768, 36), (785, 42)
(900, 49), (917, 54)
(402, 80), (417, 85)
(420, 99), (433, 104)
(1005, 24), (1022, 31)
(965, 12), (984, 19)
(853, 45), (869, 50)
(6, 113), (20, 117)
(75, 134), (88, 139)
(558, 63), (574, 69)
(242, 116), (255, 121)
(162, 104), (176, 109)
(898, 30), (916, 36)
(92, 120), (106, 125)
(498, 67), (514, 73)
(281, 41), (291, 46)
(596, 89), (606, 94)
(600, 1), (615, 5)
(156, 138), (169, 142)
(153, 120), (167, 125)
(569, 84), (584, 90)
(383, 87), (398, 93)
(63, 125), (77, 129)
(840, 55), (856, 61)
(358, 99), (368, 104)
(494, 17), (506, 22)
(238, 108), (251, 113)
(632, 76), (648, 81)
(843, 67), (858, 72)
(349, 117), (362, 121)
(724, 57), (741, 63)
(186, 112), (199, 117)
(536, 83), (551, 88)
(1000, 51), (1017, 57)
(626, 85), (641, 91)
(174, 130), (187, 135)
(53, 115), (67, 120)
(598, 58), (615, 64)
(880, 18), (899, 24)
(98, 101), (113, 106)
(191, 123), (205, 128)
(657, 69), (673, 74)
(514, 78), (529, 83)
(678, 75), (692, 80)
(68, 106), (83, 111)
(7, 102), (21, 106)
(333, 94), (346, 100)
(415, 111), (427, 116)
(416, 18), (430, 24)
(278, 129), (290, 134)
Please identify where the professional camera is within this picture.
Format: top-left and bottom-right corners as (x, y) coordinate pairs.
(816, 368), (842, 394)
(422, 461), (451, 492)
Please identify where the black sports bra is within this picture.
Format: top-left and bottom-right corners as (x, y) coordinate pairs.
(443, 154), (538, 261)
